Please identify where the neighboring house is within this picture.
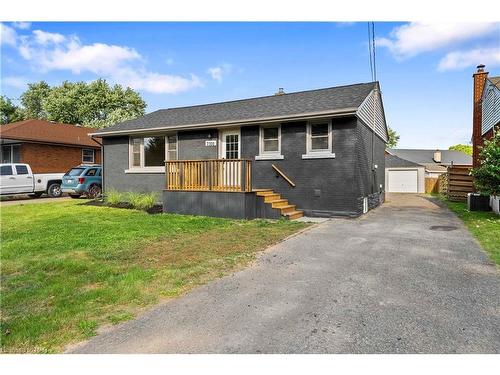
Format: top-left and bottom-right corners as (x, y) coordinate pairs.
(385, 153), (425, 193)
(92, 82), (389, 219)
(472, 64), (499, 168)
(0, 119), (101, 173)
(385, 149), (472, 193)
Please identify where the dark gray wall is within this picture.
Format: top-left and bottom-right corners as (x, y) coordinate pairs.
(102, 136), (165, 194)
(178, 129), (218, 160)
(241, 118), (361, 217)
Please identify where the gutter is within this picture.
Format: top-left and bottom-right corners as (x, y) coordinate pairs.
(88, 108), (358, 137)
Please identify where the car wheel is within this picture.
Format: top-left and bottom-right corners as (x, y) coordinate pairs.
(29, 192), (43, 198)
(69, 194), (81, 199)
(47, 183), (62, 198)
(87, 185), (102, 199)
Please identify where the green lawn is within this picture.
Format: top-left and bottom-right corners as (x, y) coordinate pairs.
(440, 198), (500, 266)
(0, 201), (308, 353)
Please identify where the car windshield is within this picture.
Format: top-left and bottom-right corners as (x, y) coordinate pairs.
(66, 168), (85, 176)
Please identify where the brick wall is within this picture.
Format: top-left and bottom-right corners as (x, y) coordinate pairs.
(472, 67), (489, 169)
(21, 142), (101, 173)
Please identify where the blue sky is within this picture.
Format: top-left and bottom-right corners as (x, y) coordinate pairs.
(1, 22), (499, 148)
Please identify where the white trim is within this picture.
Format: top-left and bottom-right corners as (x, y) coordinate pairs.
(257, 124), (284, 160)
(90, 108), (358, 137)
(81, 148), (95, 164)
(166, 133), (178, 161)
(125, 167), (164, 174)
(303, 120), (333, 158)
(219, 128), (241, 159)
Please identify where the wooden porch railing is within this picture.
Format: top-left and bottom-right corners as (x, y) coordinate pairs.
(166, 159), (252, 192)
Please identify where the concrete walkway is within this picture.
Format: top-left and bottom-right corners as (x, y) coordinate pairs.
(70, 194), (500, 353)
(0, 196), (72, 206)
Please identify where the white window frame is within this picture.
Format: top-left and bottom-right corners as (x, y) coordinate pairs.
(126, 135), (168, 174)
(82, 148), (95, 164)
(166, 133), (178, 161)
(302, 120), (335, 159)
(256, 124), (284, 160)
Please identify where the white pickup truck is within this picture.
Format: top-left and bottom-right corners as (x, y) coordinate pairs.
(0, 163), (64, 198)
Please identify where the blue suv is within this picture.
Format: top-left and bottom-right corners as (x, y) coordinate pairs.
(61, 165), (102, 198)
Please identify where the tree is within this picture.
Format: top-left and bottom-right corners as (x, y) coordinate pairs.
(387, 126), (400, 148)
(0, 96), (24, 124)
(20, 81), (51, 119)
(448, 144), (472, 156)
(471, 128), (500, 196)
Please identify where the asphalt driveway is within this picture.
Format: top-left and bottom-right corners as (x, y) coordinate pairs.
(70, 193), (500, 353)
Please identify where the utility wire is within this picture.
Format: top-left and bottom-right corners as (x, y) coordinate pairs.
(367, 22), (377, 82)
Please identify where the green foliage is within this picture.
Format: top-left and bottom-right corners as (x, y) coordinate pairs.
(387, 126), (400, 148)
(448, 144), (472, 156)
(126, 191), (158, 211)
(0, 96), (24, 124)
(9, 79), (146, 128)
(471, 128), (500, 196)
(105, 189), (125, 206)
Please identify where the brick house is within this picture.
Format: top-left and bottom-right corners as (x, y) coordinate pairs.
(0, 119), (101, 173)
(472, 64), (499, 168)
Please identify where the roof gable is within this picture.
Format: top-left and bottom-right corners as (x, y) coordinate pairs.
(93, 82), (377, 135)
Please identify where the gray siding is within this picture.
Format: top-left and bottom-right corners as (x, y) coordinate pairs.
(356, 88), (388, 142)
(102, 136), (165, 194)
(178, 129), (218, 160)
(482, 79), (500, 135)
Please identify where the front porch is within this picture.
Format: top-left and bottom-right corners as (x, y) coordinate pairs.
(163, 159), (303, 220)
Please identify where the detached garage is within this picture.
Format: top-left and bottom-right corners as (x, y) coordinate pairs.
(385, 154), (425, 193)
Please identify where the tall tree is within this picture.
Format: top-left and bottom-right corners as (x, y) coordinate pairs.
(387, 126), (400, 148)
(0, 96), (24, 124)
(448, 144), (472, 156)
(20, 81), (51, 119)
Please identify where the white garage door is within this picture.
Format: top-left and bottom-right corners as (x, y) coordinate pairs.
(388, 170), (418, 193)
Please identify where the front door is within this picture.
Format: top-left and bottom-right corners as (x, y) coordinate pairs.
(219, 129), (241, 189)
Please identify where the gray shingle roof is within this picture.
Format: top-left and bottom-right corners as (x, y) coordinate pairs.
(96, 82), (376, 135)
(385, 154), (423, 168)
(490, 76), (500, 89)
(387, 149), (472, 166)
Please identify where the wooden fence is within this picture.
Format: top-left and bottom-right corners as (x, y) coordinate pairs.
(166, 159), (252, 192)
(447, 165), (473, 202)
(425, 178), (439, 194)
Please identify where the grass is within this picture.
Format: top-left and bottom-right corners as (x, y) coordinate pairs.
(437, 196), (500, 266)
(0, 200), (308, 353)
(105, 190), (159, 210)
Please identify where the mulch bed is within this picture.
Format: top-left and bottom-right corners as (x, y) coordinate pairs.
(80, 199), (163, 214)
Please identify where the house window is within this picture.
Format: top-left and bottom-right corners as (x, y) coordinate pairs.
(302, 120), (335, 159)
(82, 149), (95, 163)
(166, 135), (178, 160)
(127, 136), (168, 172)
(1, 145), (20, 163)
(256, 125), (284, 160)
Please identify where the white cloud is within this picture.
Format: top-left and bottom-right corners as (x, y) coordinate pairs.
(12, 22), (31, 30)
(2, 76), (28, 89)
(438, 47), (500, 71)
(12, 28), (202, 94)
(0, 23), (17, 46)
(207, 63), (232, 82)
(377, 22), (499, 59)
(32, 29), (66, 45)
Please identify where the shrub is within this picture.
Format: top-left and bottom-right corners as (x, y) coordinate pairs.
(105, 189), (125, 206)
(127, 192), (158, 211)
(471, 127), (500, 196)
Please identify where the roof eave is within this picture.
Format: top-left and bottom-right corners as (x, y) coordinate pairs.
(90, 108), (358, 137)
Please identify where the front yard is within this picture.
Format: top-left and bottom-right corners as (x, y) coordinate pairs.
(440, 199), (500, 266)
(0, 201), (308, 353)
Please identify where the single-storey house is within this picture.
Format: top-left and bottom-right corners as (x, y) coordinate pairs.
(0, 119), (101, 173)
(91, 82), (388, 219)
(385, 149), (472, 193)
(472, 64), (499, 168)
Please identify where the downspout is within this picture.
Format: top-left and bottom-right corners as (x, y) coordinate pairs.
(91, 135), (104, 195)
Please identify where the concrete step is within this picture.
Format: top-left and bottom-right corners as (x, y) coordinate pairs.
(284, 210), (304, 220)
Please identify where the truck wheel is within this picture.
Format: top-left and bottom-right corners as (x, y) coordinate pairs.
(69, 194), (81, 199)
(29, 192), (43, 198)
(47, 183), (62, 198)
(87, 184), (102, 199)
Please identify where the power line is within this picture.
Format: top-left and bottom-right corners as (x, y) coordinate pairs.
(367, 22), (377, 82)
